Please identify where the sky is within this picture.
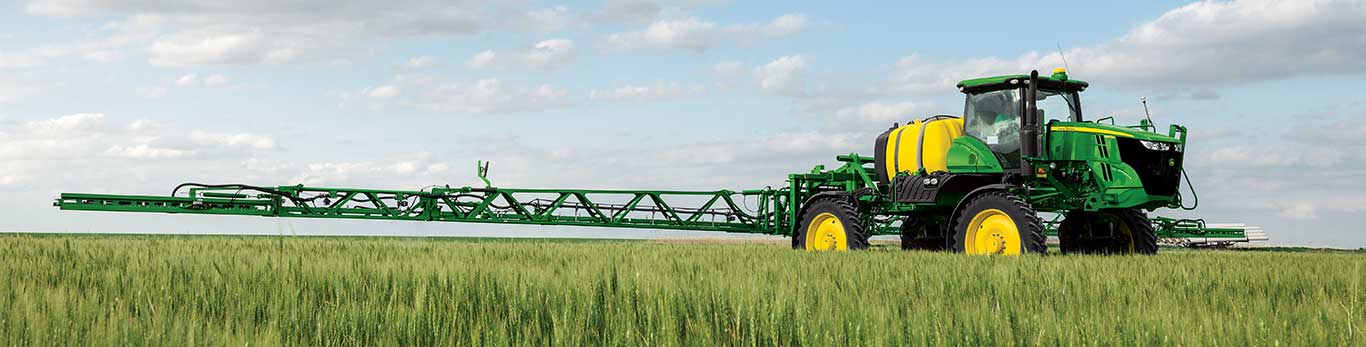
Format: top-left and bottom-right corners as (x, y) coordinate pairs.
(1, 0), (1364, 248)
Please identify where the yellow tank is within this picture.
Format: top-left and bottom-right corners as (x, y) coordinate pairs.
(873, 116), (965, 182)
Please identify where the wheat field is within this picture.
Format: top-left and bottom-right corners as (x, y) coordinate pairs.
(0, 233), (1361, 346)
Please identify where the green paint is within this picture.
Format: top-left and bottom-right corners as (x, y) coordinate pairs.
(956, 74), (1089, 91)
(944, 137), (1003, 173)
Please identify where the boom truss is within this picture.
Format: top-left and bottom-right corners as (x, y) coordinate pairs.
(56, 184), (792, 234)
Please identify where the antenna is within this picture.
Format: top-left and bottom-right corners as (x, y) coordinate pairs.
(1141, 97), (1155, 128)
(1056, 43), (1072, 75)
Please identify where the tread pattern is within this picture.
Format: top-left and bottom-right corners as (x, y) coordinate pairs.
(1058, 209), (1159, 255)
(1116, 209), (1159, 255)
(1058, 212), (1100, 254)
(949, 191), (1046, 254)
(793, 195), (870, 250)
(899, 216), (947, 251)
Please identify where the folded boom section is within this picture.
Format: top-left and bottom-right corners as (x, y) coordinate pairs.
(55, 184), (792, 234)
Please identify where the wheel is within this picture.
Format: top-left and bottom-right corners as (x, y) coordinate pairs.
(900, 216), (947, 251)
(1058, 212), (1103, 254)
(1057, 209), (1158, 255)
(793, 196), (869, 251)
(949, 191), (1046, 255)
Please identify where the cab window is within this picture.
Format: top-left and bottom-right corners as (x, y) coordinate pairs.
(1035, 89), (1079, 123)
(964, 89), (1022, 167)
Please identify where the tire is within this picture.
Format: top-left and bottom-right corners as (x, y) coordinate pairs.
(1116, 209), (1159, 255)
(1058, 212), (1103, 254)
(949, 191), (1046, 255)
(900, 216), (947, 251)
(793, 196), (869, 251)
(1057, 209), (1158, 255)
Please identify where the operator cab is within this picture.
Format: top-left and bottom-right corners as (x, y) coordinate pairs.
(958, 69), (1087, 168)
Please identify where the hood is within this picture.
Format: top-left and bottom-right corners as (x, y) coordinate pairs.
(1048, 122), (1182, 143)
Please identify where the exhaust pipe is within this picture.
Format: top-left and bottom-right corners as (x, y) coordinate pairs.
(1021, 70), (1040, 177)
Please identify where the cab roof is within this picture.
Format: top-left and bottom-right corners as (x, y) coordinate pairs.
(956, 73), (1089, 94)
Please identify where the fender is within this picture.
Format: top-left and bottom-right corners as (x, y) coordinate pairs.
(890, 172), (998, 203)
(795, 191), (857, 222)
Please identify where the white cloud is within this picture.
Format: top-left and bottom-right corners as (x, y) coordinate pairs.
(466, 51), (498, 69)
(712, 61), (744, 77)
(523, 39), (577, 69)
(583, 0), (665, 24)
(103, 144), (191, 159)
(886, 0), (1366, 95)
(28, 0), (487, 67)
(1183, 111), (1366, 230)
(135, 87), (169, 99)
(175, 73), (199, 87)
(516, 5), (576, 32)
(17, 1), (797, 67)
(833, 101), (924, 127)
(364, 85), (401, 99)
(425, 163), (449, 174)
(467, 39), (576, 70)
(507, 1), (664, 33)
(0, 76), (50, 105)
(291, 162), (376, 185)
(687, 0), (732, 6)
(409, 78), (570, 114)
(147, 30), (348, 67)
(601, 14), (808, 52)
(603, 17), (717, 52)
(710, 61), (746, 90)
(1074, 0), (1366, 88)
(885, 53), (1040, 96)
(22, 113), (106, 134)
(648, 130), (866, 170)
(589, 81), (706, 102)
(0, 15), (160, 69)
(753, 55), (806, 96)
(763, 14), (807, 37)
(0, 49), (48, 68)
(0, 41), (128, 68)
(173, 73), (229, 88)
(188, 131), (278, 150)
(1200, 144), (1345, 168)
(389, 161), (419, 174)
(82, 50), (122, 63)
(402, 56), (436, 69)
(1278, 202), (1317, 220)
(287, 156), (452, 186)
(203, 74), (228, 86)
(0, 113), (277, 170)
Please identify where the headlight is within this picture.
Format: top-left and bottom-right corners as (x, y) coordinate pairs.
(1140, 140), (1179, 152)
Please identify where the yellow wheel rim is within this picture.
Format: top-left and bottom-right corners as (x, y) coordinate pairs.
(1116, 220), (1135, 253)
(804, 212), (848, 251)
(964, 209), (1021, 255)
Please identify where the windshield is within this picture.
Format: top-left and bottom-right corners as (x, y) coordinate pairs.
(964, 89), (1022, 168)
(1035, 89), (1079, 123)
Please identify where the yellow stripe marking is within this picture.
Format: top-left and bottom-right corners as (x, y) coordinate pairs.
(1050, 126), (1135, 138)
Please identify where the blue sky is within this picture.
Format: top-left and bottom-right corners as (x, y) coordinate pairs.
(2, 0), (1364, 247)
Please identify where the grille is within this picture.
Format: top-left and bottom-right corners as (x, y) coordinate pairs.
(1114, 138), (1183, 196)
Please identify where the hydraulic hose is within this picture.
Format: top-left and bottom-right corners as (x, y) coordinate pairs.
(172, 183), (316, 213)
(1180, 169), (1198, 210)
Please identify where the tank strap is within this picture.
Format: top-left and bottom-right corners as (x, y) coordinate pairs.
(890, 123), (905, 180)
